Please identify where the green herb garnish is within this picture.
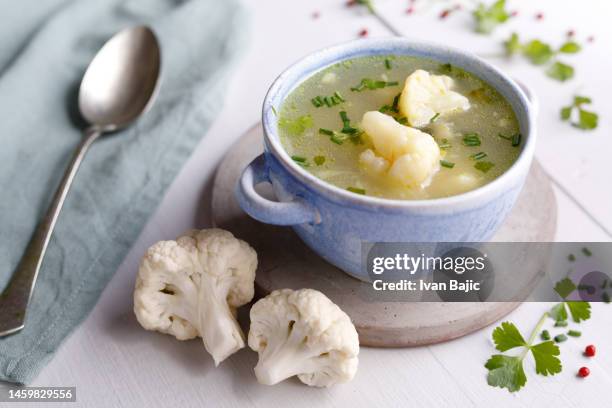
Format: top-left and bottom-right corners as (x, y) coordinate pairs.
(429, 113), (440, 123)
(540, 330), (551, 341)
(554, 320), (568, 327)
(485, 317), (561, 392)
(475, 161), (495, 173)
(440, 160), (455, 169)
(560, 96), (598, 130)
(523, 39), (555, 65)
(582, 247), (592, 256)
(554, 334), (568, 343)
(279, 115), (313, 136)
(314, 155), (326, 166)
(559, 41), (581, 54)
(463, 133), (481, 146)
(291, 155), (309, 167)
(351, 78), (399, 92)
(567, 330), (581, 338)
(471, 152), (487, 160)
(312, 91), (345, 108)
(385, 58), (392, 70)
(568, 254), (575, 262)
(550, 278), (592, 323)
(546, 61), (574, 82)
(473, 0), (510, 34)
(347, 186), (366, 195)
(511, 133), (522, 147)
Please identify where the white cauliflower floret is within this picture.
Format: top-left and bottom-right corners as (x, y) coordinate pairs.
(248, 289), (359, 387)
(359, 111), (440, 188)
(134, 228), (257, 366)
(399, 69), (470, 127)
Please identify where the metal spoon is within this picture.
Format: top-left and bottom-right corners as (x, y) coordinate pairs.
(0, 26), (161, 337)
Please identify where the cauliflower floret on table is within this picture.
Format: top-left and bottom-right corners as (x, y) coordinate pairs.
(248, 289), (359, 387)
(399, 69), (470, 128)
(134, 228), (257, 366)
(359, 111), (441, 188)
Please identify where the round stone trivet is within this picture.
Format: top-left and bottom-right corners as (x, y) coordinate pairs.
(211, 124), (557, 347)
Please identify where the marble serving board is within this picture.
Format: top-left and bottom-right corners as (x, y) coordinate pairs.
(211, 124), (557, 347)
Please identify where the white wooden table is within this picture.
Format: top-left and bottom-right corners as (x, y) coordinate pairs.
(23, 0), (612, 406)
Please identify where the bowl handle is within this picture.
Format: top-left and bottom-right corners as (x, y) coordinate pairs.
(236, 154), (320, 225)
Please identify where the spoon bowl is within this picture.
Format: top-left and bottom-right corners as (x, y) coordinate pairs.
(79, 26), (161, 131)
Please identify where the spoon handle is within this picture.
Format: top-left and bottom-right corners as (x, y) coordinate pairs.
(0, 127), (100, 337)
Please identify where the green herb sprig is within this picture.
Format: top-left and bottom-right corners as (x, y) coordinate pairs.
(504, 33), (582, 82)
(485, 316), (561, 392)
(473, 0), (511, 34)
(561, 96), (598, 130)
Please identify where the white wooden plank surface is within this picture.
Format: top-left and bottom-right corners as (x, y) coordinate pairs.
(9, 1), (612, 407)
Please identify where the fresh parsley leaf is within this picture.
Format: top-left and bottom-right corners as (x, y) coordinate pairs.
(546, 61), (574, 82)
(474, 0), (510, 34)
(559, 41), (581, 54)
(560, 96), (599, 130)
(504, 32), (522, 55)
(549, 303), (568, 322)
(554, 278), (577, 299)
(485, 355), (527, 392)
(566, 301), (591, 322)
(560, 106), (572, 120)
(279, 115), (313, 136)
(574, 96), (592, 105)
(577, 109), (598, 130)
(492, 322), (527, 351)
(530, 341), (562, 376)
(523, 40), (554, 65)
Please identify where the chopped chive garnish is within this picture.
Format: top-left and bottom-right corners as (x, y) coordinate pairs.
(385, 58), (392, 70)
(340, 111), (350, 125)
(379, 105), (392, 113)
(438, 143), (452, 149)
(319, 128), (334, 136)
(474, 161), (495, 173)
(429, 113), (440, 123)
(291, 156), (309, 167)
(312, 92), (344, 108)
(392, 93), (401, 112)
(498, 133), (511, 141)
(554, 320), (568, 327)
(541, 330), (551, 341)
(582, 247), (592, 256)
(314, 155), (326, 166)
(330, 133), (347, 145)
(511, 133), (522, 147)
(341, 127), (358, 134)
(554, 334), (568, 343)
(567, 330), (582, 338)
(396, 117), (408, 125)
(440, 160), (455, 168)
(568, 254), (576, 262)
(347, 187), (366, 195)
(470, 152), (487, 160)
(351, 78), (399, 92)
(462, 133), (481, 146)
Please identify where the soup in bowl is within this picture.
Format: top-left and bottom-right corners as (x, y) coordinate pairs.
(236, 38), (536, 281)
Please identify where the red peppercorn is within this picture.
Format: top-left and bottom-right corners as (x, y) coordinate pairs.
(578, 367), (590, 377)
(585, 345), (596, 357)
(359, 28), (368, 37)
(588, 36), (595, 43)
(567, 29), (575, 37)
(311, 11), (320, 19)
(406, 6), (414, 14)
(439, 9), (450, 19)
(510, 10), (518, 17)
(346, 0), (356, 7)
(535, 12), (544, 20)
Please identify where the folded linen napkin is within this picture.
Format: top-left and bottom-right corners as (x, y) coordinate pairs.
(0, 0), (248, 384)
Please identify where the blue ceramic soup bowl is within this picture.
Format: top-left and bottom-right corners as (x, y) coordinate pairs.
(236, 38), (537, 281)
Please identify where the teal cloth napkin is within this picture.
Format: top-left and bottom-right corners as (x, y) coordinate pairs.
(0, 0), (248, 384)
